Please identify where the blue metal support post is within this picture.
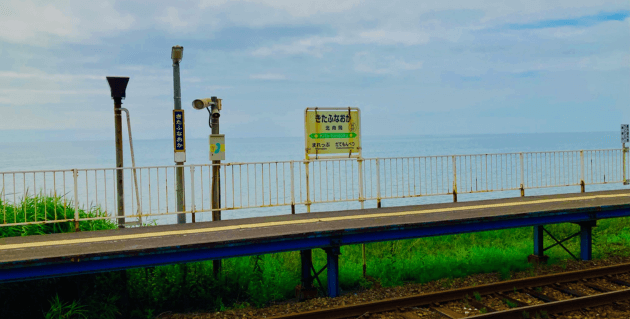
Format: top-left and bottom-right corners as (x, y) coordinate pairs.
(579, 221), (596, 261)
(534, 225), (544, 257)
(326, 247), (340, 297)
(300, 250), (313, 289)
(528, 225), (549, 264)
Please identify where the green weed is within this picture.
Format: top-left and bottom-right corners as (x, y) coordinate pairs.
(504, 299), (518, 308)
(44, 295), (87, 319)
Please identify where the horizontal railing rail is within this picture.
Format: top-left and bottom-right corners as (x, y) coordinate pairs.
(1, 148), (628, 227)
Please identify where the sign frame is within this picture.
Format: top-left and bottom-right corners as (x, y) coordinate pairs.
(304, 107), (362, 160)
(209, 134), (225, 161)
(173, 109), (186, 162)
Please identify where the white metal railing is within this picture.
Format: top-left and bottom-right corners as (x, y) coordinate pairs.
(1, 148), (628, 227)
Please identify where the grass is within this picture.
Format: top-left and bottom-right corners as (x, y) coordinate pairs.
(0, 195), (116, 237)
(3, 195), (630, 318)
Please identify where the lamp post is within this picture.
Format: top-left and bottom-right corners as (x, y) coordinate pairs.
(172, 45), (186, 224)
(192, 96), (223, 276)
(106, 76), (130, 228)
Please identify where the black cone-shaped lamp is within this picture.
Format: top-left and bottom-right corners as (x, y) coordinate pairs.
(106, 76), (130, 100)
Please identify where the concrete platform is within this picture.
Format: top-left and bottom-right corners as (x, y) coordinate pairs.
(1, 189), (629, 282)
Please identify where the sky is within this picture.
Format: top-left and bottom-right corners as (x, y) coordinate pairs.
(0, 0), (629, 142)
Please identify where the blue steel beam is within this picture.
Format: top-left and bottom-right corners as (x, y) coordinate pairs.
(326, 247), (340, 298)
(1, 206), (630, 283)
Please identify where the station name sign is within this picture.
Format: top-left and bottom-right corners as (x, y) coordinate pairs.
(304, 107), (361, 159)
(173, 110), (186, 162)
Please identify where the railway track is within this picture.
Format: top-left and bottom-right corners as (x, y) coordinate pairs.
(269, 262), (630, 319)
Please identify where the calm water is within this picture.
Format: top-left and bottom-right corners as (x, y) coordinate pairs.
(0, 132), (621, 170)
(0, 131), (627, 223)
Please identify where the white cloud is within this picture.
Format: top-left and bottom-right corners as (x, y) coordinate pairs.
(358, 29), (430, 46)
(0, 0), (134, 46)
(0, 71), (102, 81)
(252, 36), (343, 57)
(199, 0), (361, 17)
(353, 52), (423, 75)
(157, 7), (189, 30)
(249, 73), (286, 80)
(207, 85), (233, 90)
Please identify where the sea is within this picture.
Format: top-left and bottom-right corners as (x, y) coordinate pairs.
(0, 131), (627, 224)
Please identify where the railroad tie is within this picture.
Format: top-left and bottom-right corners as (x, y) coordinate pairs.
(430, 306), (465, 318)
(399, 312), (423, 319)
(581, 281), (613, 293)
(495, 292), (530, 307)
(522, 288), (557, 303)
(553, 283), (587, 297)
(465, 297), (497, 313)
(606, 276), (630, 287)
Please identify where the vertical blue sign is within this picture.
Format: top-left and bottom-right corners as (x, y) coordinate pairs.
(173, 110), (185, 152)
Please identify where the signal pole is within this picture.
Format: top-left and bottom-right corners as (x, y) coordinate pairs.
(172, 46), (186, 224)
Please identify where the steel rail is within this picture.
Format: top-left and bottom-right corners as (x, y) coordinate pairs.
(475, 289), (630, 318)
(268, 262), (630, 319)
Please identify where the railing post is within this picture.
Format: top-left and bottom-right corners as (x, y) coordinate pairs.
(452, 156), (457, 203)
(290, 161), (295, 214)
(190, 166), (196, 223)
(357, 157), (365, 210)
(305, 160), (311, 213)
(376, 159), (381, 208)
(520, 153), (525, 197)
(580, 150), (585, 193)
(624, 143), (628, 185)
(73, 169), (79, 232)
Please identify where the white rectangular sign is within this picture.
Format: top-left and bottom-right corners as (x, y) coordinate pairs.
(209, 134), (225, 161)
(304, 107), (361, 159)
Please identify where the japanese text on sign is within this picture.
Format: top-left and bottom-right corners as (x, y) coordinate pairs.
(305, 108), (361, 159)
(173, 110), (186, 152)
(622, 124), (629, 143)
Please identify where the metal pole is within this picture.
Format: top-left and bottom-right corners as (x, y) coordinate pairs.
(211, 99), (222, 276)
(580, 150), (585, 193)
(520, 153), (525, 197)
(73, 169), (80, 231)
(305, 161), (311, 212)
(118, 108), (141, 224)
(173, 59), (186, 224)
(624, 142), (627, 185)
(114, 97), (125, 228)
(290, 161), (295, 214)
(452, 156), (457, 203)
(358, 158), (364, 209)
(376, 159), (381, 208)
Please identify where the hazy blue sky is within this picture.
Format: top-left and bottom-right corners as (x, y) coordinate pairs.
(0, 1), (628, 142)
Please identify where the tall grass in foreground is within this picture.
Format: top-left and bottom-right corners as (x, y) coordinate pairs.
(0, 195), (116, 237)
(2, 195), (630, 318)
